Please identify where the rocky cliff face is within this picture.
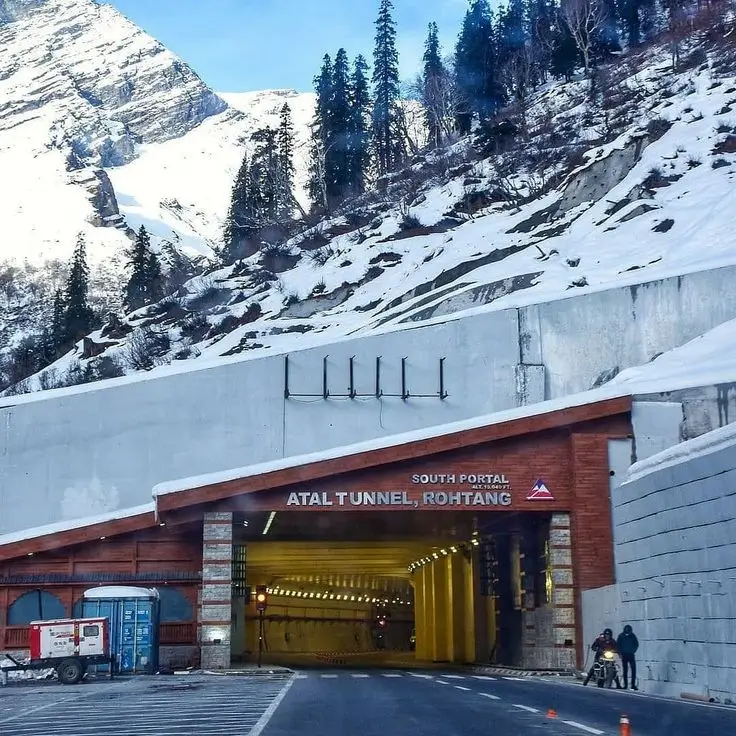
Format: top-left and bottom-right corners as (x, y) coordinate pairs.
(0, 0), (226, 169)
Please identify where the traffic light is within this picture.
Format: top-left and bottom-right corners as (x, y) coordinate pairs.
(255, 585), (268, 612)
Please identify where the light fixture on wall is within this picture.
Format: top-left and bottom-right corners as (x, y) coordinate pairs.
(262, 511), (276, 536)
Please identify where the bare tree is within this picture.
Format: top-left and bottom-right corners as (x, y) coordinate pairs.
(560, 0), (607, 75)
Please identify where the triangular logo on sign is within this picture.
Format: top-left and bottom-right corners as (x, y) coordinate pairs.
(526, 479), (555, 501)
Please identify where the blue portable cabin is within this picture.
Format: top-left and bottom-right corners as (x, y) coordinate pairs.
(82, 586), (160, 674)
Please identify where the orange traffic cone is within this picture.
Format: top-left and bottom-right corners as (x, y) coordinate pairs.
(546, 708), (557, 719)
(620, 714), (631, 736)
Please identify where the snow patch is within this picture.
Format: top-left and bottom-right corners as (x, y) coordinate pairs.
(83, 586), (159, 599)
(0, 503), (155, 548)
(624, 421), (736, 483)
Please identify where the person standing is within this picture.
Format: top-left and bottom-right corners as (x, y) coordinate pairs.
(617, 624), (639, 690)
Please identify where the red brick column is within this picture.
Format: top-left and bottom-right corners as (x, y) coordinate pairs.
(570, 433), (616, 666)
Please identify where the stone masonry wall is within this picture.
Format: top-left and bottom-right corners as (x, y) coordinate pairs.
(199, 511), (233, 670)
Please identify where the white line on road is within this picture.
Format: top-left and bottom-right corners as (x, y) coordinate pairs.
(352, 673), (370, 678)
(320, 674), (339, 679)
(382, 673), (402, 678)
(436, 680), (450, 685)
(562, 721), (605, 735)
(443, 674), (465, 679)
(410, 673), (434, 679)
(455, 686), (471, 691)
(512, 704), (539, 713)
(295, 674), (309, 679)
(472, 675), (497, 680)
(479, 692), (501, 700)
(503, 677), (527, 681)
(248, 677), (295, 736)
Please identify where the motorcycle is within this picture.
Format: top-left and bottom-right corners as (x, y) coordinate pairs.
(593, 649), (619, 688)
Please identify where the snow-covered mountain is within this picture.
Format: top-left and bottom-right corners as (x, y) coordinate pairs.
(0, 0), (315, 267)
(12, 29), (735, 394)
(2, 0), (736, 399)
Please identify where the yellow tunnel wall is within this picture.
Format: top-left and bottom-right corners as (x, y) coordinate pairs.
(413, 551), (479, 664)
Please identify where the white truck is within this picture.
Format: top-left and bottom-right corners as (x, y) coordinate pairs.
(1, 617), (113, 685)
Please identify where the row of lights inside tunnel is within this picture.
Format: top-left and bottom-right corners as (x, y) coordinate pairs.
(263, 586), (412, 606)
(407, 533), (481, 573)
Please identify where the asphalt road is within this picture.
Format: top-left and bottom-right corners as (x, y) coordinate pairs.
(1, 669), (735, 736)
(260, 669), (736, 736)
(0, 673), (291, 736)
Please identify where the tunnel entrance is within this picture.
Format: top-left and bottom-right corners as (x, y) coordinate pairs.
(229, 509), (563, 669)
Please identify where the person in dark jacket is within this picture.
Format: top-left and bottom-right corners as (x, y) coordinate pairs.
(583, 628), (621, 687)
(617, 624), (639, 689)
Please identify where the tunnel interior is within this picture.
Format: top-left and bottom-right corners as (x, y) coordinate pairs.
(230, 510), (557, 668)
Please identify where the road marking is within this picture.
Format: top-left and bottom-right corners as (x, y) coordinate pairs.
(512, 704), (539, 713)
(503, 676), (526, 681)
(295, 674), (308, 679)
(410, 673), (434, 679)
(247, 677), (295, 736)
(454, 686), (471, 691)
(320, 674), (339, 679)
(382, 673), (402, 678)
(436, 680), (450, 685)
(562, 721), (605, 735)
(472, 675), (497, 680)
(352, 674), (370, 678)
(480, 692), (501, 701)
(443, 674), (465, 679)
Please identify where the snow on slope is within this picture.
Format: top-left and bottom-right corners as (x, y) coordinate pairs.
(0, 0), (317, 268)
(106, 90), (315, 256)
(0, 0), (228, 265)
(106, 42), (736, 366)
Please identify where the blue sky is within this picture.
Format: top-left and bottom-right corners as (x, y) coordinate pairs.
(107, 0), (467, 92)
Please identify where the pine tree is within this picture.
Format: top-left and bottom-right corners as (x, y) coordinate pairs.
(422, 22), (447, 149)
(222, 154), (257, 263)
(277, 103), (295, 188)
(124, 226), (152, 311)
(455, 0), (502, 134)
(528, 0), (555, 86)
(308, 54), (334, 211)
(145, 248), (164, 305)
(63, 234), (95, 344)
(347, 54), (371, 195)
(371, 0), (403, 176)
(51, 289), (66, 352)
(550, 6), (580, 81)
(328, 48), (353, 202)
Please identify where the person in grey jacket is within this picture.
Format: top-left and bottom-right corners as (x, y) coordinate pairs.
(617, 624), (639, 690)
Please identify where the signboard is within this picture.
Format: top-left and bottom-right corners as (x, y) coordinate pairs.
(242, 466), (567, 512)
(285, 489), (512, 508)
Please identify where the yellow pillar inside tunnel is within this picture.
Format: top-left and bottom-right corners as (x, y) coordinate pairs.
(463, 552), (476, 664)
(431, 559), (448, 661)
(446, 553), (464, 662)
(416, 565), (434, 661)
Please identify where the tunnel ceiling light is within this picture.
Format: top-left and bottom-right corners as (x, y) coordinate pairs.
(243, 520), (249, 527)
(262, 511), (277, 536)
(450, 546), (458, 553)
(159, 522), (166, 527)
(441, 549), (448, 555)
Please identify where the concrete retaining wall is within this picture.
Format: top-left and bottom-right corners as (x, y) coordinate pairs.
(583, 426), (736, 701)
(1, 265), (736, 535)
